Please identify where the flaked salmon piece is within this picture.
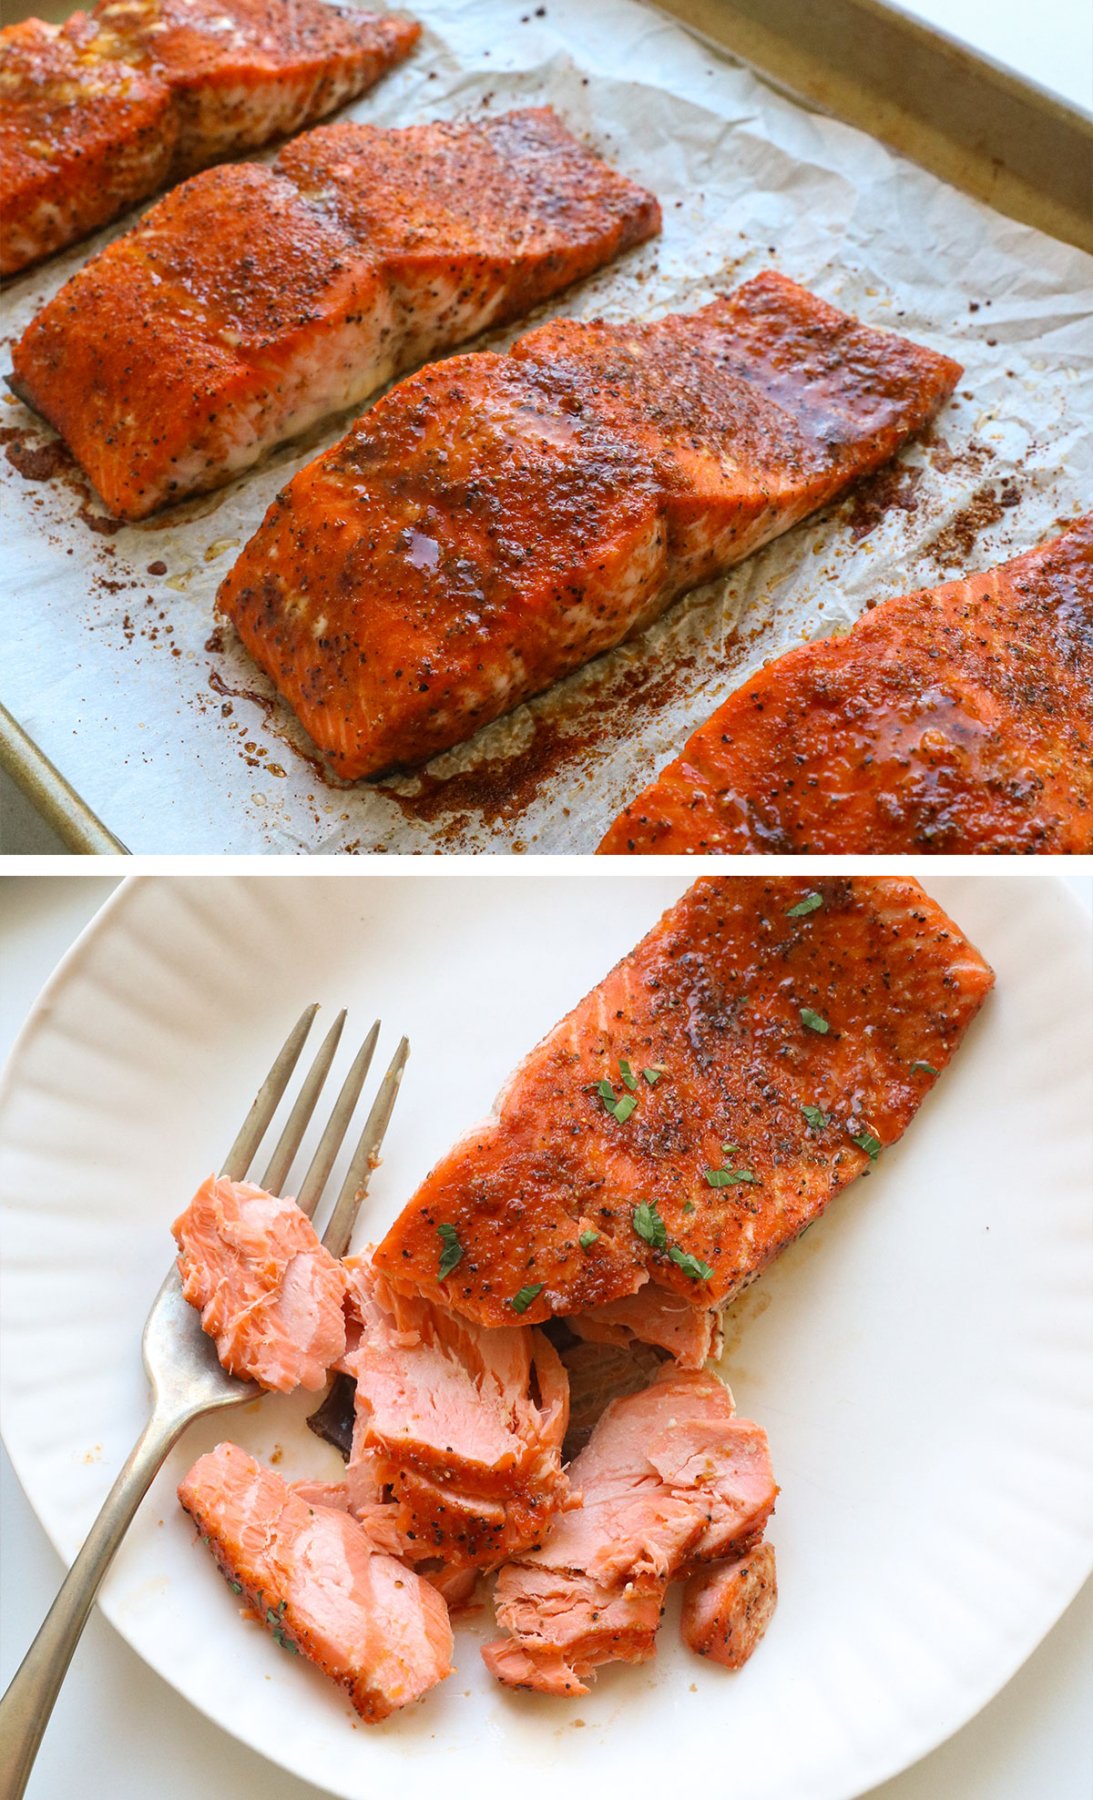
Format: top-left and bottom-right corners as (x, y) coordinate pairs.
(178, 1441), (452, 1722)
(599, 515), (1093, 855)
(483, 1366), (775, 1693)
(568, 1287), (723, 1371)
(173, 1175), (347, 1392)
(680, 1542), (778, 1669)
(215, 271), (959, 779)
(0, 0), (417, 276)
(341, 1252), (569, 1568)
(375, 877), (993, 1326)
(486, 1570), (664, 1696)
(554, 1333), (667, 1459)
(12, 108), (659, 519)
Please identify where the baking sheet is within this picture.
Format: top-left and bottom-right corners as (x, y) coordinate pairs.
(2, 0), (1091, 854)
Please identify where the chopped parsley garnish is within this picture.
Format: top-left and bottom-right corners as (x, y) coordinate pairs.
(632, 1200), (667, 1249)
(911, 1060), (939, 1076)
(786, 893), (823, 918)
(230, 1581), (242, 1594)
(643, 1067), (664, 1085)
(271, 1626), (298, 1654)
(598, 1078), (637, 1124)
(437, 1222), (463, 1280)
(851, 1130), (882, 1162)
(682, 1200), (696, 1214)
(721, 1143), (740, 1156)
(800, 1006), (830, 1034)
(706, 1167), (760, 1187)
(511, 1283), (544, 1314)
(801, 1104), (830, 1131)
(668, 1245), (714, 1282)
(618, 1058), (639, 1092)
(579, 1228), (600, 1249)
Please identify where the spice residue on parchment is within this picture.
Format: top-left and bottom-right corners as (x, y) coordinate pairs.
(376, 643), (716, 846)
(2, 419), (124, 533)
(925, 475), (1022, 566)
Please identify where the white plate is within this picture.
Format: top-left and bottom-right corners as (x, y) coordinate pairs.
(0, 875), (1090, 1800)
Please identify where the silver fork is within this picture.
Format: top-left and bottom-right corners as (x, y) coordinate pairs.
(0, 1005), (408, 1800)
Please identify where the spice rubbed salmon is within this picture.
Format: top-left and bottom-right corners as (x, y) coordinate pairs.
(178, 1442), (453, 1721)
(10, 108), (660, 518)
(600, 515), (1093, 855)
(373, 877), (993, 1326)
(214, 271), (960, 780)
(0, 0), (419, 277)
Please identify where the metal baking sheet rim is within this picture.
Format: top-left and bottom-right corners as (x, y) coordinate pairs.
(3, 0), (1090, 858)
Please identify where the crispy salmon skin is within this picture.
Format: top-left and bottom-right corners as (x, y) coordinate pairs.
(215, 271), (959, 779)
(11, 106), (658, 519)
(373, 877), (993, 1325)
(0, 0), (418, 276)
(600, 515), (1093, 855)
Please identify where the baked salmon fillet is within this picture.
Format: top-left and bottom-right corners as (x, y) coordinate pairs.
(11, 108), (659, 518)
(178, 1441), (453, 1721)
(373, 877), (993, 1325)
(0, 0), (418, 277)
(483, 1366), (777, 1694)
(599, 515), (1093, 854)
(214, 271), (960, 780)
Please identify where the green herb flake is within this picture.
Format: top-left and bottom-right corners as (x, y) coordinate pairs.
(579, 1228), (600, 1249)
(911, 1060), (939, 1077)
(786, 892), (823, 918)
(851, 1130), (882, 1162)
(618, 1057), (639, 1093)
(437, 1221), (464, 1280)
(511, 1283), (544, 1314)
(272, 1627), (299, 1655)
(642, 1067), (664, 1085)
(610, 1092), (638, 1124)
(706, 1167), (760, 1187)
(721, 1143), (739, 1156)
(633, 1200), (668, 1249)
(597, 1077), (617, 1102)
(801, 1104), (830, 1131)
(668, 1245), (714, 1282)
(682, 1200), (696, 1214)
(799, 1006), (830, 1034)
(230, 1581), (242, 1594)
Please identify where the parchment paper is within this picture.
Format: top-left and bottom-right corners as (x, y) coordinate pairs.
(2, 0), (1091, 853)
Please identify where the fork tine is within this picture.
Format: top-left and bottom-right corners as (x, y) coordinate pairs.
(294, 1020), (381, 1220)
(260, 1010), (347, 1196)
(220, 1003), (319, 1182)
(319, 1035), (409, 1259)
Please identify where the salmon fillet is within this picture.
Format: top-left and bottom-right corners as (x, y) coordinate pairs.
(0, 0), (418, 276)
(600, 515), (1093, 855)
(680, 1541), (778, 1669)
(341, 1252), (570, 1569)
(11, 108), (659, 518)
(173, 1175), (348, 1392)
(215, 271), (959, 780)
(373, 877), (993, 1325)
(567, 1287), (723, 1370)
(178, 1442), (453, 1721)
(483, 1366), (776, 1694)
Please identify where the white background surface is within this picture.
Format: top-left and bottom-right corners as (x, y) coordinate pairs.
(1, 874), (1091, 1798)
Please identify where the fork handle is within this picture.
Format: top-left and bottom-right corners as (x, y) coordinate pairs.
(0, 1403), (186, 1800)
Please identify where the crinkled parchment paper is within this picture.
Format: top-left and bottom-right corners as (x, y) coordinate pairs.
(2, 0), (1091, 853)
